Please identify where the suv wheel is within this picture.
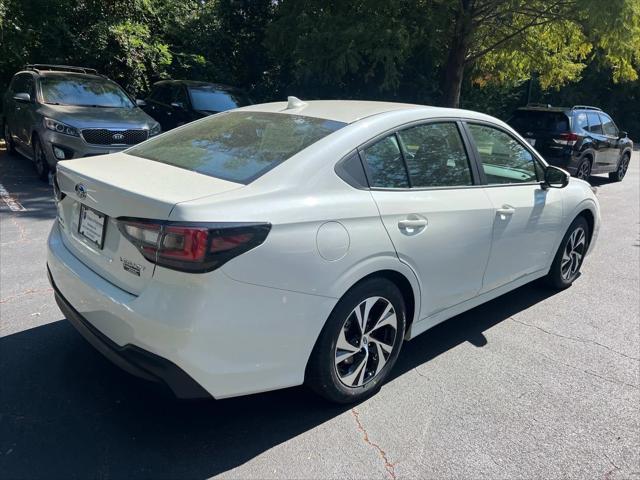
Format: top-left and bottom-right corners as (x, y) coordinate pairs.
(576, 159), (592, 180)
(306, 277), (406, 403)
(609, 153), (630, 182)
(3, 121), (16, 154)
(545, 216), (589, 289)
(32, 137), (50, 181)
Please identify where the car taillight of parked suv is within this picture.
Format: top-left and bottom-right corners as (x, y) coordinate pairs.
(2, 64), (161, 181)
(508, 104), (633, 182)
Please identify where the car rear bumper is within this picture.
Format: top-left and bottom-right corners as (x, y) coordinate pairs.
(47, 222), (336, 399)
(49, 267), (210, 398)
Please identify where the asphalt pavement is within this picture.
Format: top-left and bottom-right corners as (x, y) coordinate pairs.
(1, 145), (638, 479)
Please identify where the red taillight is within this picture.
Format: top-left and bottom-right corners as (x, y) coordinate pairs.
(117, 219), (270, 273)
(555, 132), (579, 145)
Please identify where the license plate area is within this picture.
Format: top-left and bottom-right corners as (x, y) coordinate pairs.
(78, 204), (107, 249)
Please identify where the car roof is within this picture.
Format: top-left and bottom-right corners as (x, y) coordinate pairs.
(238, 100), (501, 124)
(153, 80), (243, 91)
(17, 70), (108, 81)
(515, 106), (570, 114)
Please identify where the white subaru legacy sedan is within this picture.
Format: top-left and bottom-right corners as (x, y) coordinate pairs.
(48, 98), (600, 403)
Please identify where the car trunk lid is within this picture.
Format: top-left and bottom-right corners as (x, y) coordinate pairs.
(55, 153), (242, 294)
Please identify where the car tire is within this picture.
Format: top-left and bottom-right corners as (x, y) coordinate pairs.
(306, 277), (406, 404)
(32, 136), (50, 181)
(609, 153), (630, 182)
(575, 158), (592, 180)
(3, 120), (16, 154)
(545, 216), (590, 290)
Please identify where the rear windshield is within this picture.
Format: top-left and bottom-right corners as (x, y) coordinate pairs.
(39, 77), (134, 108)
(126, 111), (346, 184)
(508, 110), (569, 133)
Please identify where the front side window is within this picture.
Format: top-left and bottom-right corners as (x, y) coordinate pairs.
(11, 74), (32, 95)
(600, 114), (618, 137)
(361, 135), (409, 188)
(586, 112), (602, 134)
(188, 88), (252, 112)
(467, 124), (538, 184)
(39, 77), (134, 108)
(397, 122), (472, 187)
(126, 111), (345, 184)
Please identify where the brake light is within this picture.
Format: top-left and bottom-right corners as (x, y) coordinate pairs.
(555, 132), (579, 146)
(117, 219), (271, 273)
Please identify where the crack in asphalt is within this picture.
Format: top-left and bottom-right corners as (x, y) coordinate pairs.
(0, 287), (53, 305)
(351, 408), (397, 480)
(603, 453), (621, 480)
(510, 317), (639, 362)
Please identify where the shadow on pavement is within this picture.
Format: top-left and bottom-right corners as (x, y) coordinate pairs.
(0, 281), (559, 479)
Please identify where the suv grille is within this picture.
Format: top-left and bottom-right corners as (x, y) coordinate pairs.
(81, 129), (148, 145)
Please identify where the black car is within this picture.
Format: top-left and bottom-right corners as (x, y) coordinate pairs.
(508, 105), (633, 181)
(141, 80), (252, 131)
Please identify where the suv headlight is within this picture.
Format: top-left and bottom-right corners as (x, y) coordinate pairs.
(149, 122), (161, 137)
(44, 118), (80, 137)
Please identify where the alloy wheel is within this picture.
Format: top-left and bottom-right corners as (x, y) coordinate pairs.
(561, 226), (586, 281)
(334, 296), (398, 388)
(618, 155), (630, 180)
(577, 161), (591, 180)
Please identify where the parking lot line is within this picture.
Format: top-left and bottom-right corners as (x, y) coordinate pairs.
(0, 182), (27, 212)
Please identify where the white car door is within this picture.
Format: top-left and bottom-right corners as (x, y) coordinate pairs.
(363, 121), (495, 319)
(465, 122), (564, 292)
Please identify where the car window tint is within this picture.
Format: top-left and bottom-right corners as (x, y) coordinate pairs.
(362, 135), (409, 188)
(468, 124), (538, 184)
(600, 114), (618, 137)
(508, 110), (569, 133)
(586, 112), (602, 134)
(189, 88), (252, 112)
(396, 122), (472, 187)
(126, 111), (346, 184)
(574, 112), (588, 131)
(172, 85), (188, 105)
(11, 75), (29, 94)
(150, 85), (171, 104)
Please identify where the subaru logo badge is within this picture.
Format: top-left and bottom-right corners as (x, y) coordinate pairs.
(113, 133), (125, 142)
(75, 183), (87, 199)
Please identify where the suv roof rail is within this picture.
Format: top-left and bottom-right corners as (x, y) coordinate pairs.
(571, 105), (602, 111)
(525, 102), (553, 108)
(24, 64), (99, 75)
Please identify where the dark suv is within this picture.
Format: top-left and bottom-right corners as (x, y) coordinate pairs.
(141, 80), (252, 131)
(508, 105), (633, 182)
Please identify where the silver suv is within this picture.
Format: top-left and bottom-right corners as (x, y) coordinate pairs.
(2, 64), (161, 181)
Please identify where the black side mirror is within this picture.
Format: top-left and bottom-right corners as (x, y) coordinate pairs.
(170, 102), (185, 110)
(13, 92), (30, 103)
(543, 165), (570, 189)
(618, 130), (627, 139)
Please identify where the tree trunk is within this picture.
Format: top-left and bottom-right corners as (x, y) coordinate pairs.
(441, 5), (473, 108)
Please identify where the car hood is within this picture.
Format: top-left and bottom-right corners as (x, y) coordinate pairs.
(38, 105), (157, 129)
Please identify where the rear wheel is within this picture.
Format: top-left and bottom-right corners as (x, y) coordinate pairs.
(3, 120), (16, 154)
(575, 158), (592, 180)
(306, 277), (406, 403)
(545, 216), (589, 289)
(32, 136), (50, 181)
(609, 153), (630, 182)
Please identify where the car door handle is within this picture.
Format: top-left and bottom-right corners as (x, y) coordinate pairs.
(398, 218), (428, 234)
(496, 205), (516, 216)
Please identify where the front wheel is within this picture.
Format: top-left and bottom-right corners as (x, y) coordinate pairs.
(32, 136), (50, 181)
(306, 277), (406, 403)
(609, 153), (630, 182)
(545, 216), (589, 289)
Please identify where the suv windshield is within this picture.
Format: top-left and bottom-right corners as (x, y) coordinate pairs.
(126, 111), (346, 183)
(188, 87), (252, 112)
(39, 76), (134, 108)
(508, 110), (569, 133)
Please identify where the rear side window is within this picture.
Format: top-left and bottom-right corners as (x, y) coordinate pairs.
(586, 112), (602, 134)
(508, 110), (569, 133)
(126, 111), (345, 184)
(396, 122), (472, 187)
(467, 124), (538, 184)
(574, 112), (589, 131)
(361, 135), (409, 188)
(600, 114), (618, 137)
